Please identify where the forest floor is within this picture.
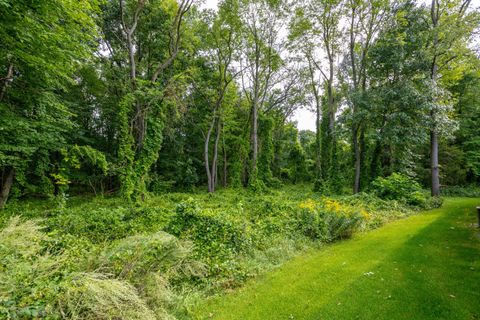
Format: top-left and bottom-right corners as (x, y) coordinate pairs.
(193, 198), (480, 320)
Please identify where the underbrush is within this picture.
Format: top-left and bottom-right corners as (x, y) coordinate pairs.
(440, 185), (480, 197)
(0, 184), (441, 319)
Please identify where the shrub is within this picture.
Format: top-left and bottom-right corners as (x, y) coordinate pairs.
(422, 196), (444, 209)
(165, 200), (251, 259)
(440, 185), (480, 197)
(101, 232), (204, 281)
(0, 217), (61, 318)
(46, 206), (170, 243)
(371, 173), (425, 205)
(339, 192), (414, 228)
(294, 199), (362, 242)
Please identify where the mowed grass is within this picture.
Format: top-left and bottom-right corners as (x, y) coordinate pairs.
(193, 198), (480, 320)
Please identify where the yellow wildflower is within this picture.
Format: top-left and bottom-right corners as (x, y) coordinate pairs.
(299, 199), (316, 211)
(360, 209), (371, 220)
(324, 199), (342, 213)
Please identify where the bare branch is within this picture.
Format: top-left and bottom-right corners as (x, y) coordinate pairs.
(151, 0), (194, 82)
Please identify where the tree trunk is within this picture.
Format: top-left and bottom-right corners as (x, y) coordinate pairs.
(0, 63), (13, 102)
(307, 56), (322, 180)
(0, 168), (14, 209)
(222, 124), (227, 188)
(431, 129), (440, 196)
(211, 118), (222, 191)
(430, 0), (440, 197)
(205, 114), (216, 193)
(353, 125), (361, 193)
(251, 37), (261, 178)
(327, 82), (335, 134)
(252, 100), (258, 174)
(222, 146), (227, 187)
(315, 103), (322, 179)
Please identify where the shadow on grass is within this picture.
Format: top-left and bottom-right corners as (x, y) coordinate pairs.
(308, 199), (480, 320)
(196, 199), (480, 320)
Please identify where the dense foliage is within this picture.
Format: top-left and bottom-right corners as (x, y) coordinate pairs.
(0, 0), (479, 319)
(0, 0), (478, 206)
(0, 185), (441, 318)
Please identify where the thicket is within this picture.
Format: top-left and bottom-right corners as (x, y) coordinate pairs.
(1, 0), (479, 209)
(0, 185), (441, 319)
(0, 0), (477, 318)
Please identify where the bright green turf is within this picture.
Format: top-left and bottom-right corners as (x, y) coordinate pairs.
(193, 198), (480, 320)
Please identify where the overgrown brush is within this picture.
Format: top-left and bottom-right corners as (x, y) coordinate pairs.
(295, 199), (363, 241)
(371, 173), (425, 205)
(440, 185), (480, 197)
(60, 273), (158, 320)
(0, 217), (197, 319)
(45, 206), (170, 243)
(101, 231), (205, 285)
(0, 185), (438, 318)
(0, 217), (62, 318)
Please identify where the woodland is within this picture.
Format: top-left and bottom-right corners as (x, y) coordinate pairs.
(0, 0), (479, 319)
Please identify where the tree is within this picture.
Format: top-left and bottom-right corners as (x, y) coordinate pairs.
(361, 2), (432, 181)
(289, 0), (343, 192)
(237, 0), (285, 186)
(0, 0), (99, 207)
(199, 0), (242, 192)
(288, 12), (323, 184)
(427, 0), (478, 196)
(100, 0), (194, 201)
(344, 0), (388, 193)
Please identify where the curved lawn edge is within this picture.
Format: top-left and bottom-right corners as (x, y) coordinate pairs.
(191, 198), (480, 320)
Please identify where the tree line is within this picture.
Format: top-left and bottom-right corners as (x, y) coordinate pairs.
(0, 0), (479, 207)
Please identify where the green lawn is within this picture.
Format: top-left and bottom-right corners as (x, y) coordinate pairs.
(193, 198), (480, 320)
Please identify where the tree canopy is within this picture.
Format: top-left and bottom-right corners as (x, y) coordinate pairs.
(1, 0), (479, 207)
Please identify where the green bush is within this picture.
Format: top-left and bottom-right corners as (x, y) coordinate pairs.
(371, 173), (425, 205)
(440, 185), (480, 197)
(0, 217), (60, 318)
(422, 196), (444, 209)
(165, 199), (252, 260)
(294, 202), (362, 242)
(60, 273), (158, 320)
(295, 209), (362, 242)
(46, 206), (170, 243)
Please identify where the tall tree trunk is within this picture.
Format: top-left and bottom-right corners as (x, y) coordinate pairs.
(350, 5), (361, 194)
(252, 94), (258, 172)
(315, 104), (322, 179)
(327, 82), (335, 134)
(211, 118), (222, 191)
(325, 49), (336, 184)
(205, 113), (216, 193)
(252, 100), (258, 175)
(307, 56), (322, 181)
(430, 0), (440, 196)
(222, 125), (227, 187)
(251, 37), (261, 179)
(430, 128), (440, 196)
(0, 168), (14, 209)
(353, 125), (361, 193)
